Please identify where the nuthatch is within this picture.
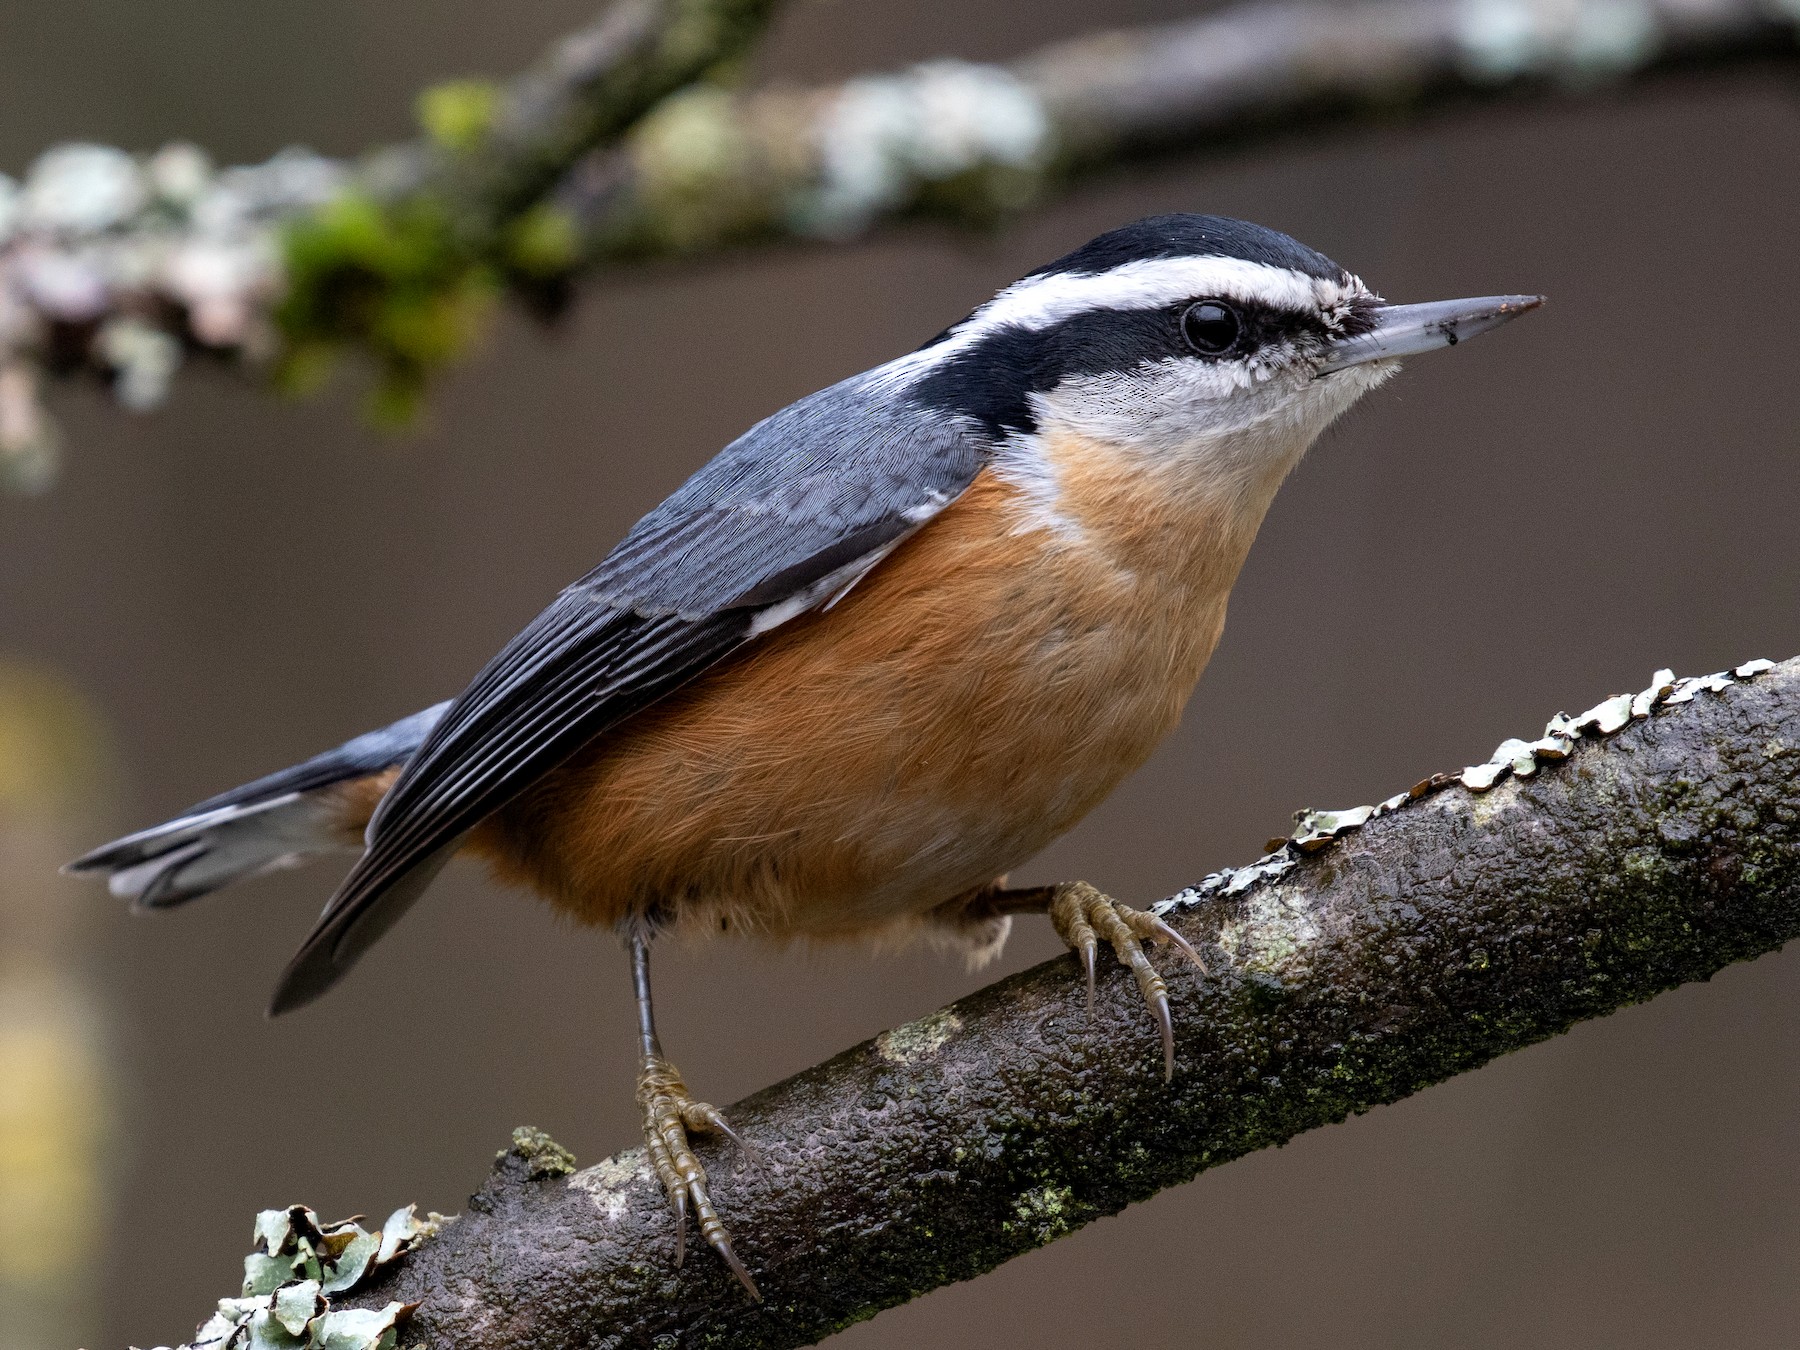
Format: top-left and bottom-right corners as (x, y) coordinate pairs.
(70, 214), (1540, 1297)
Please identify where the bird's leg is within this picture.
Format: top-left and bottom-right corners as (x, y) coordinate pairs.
(629, 933), (760, 1300)
(977, 881), (1205, 1081)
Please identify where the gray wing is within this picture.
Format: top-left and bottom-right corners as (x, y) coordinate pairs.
(271, 373), (985, 1012)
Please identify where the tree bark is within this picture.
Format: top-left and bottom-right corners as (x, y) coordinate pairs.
(291, 656), (1800, 1348)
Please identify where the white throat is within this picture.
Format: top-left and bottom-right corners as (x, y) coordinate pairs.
(990, 356), (1395, 540)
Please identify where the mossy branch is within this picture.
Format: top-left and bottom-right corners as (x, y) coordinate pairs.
(281, 0), (787, 421)
(154, 656), (1800, 1348)
(0, 0), (790, 475)
(5, 0), (1799, 487)
(396, 0), (787, 231)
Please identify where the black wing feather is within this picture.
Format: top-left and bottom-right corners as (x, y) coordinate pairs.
(271, 372), (985, 1013)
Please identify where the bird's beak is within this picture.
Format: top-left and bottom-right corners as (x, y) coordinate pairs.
(1317, 294), (1544, 375)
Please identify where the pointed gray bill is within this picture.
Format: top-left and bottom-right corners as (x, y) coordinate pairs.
(1317, 294), (1544, 375)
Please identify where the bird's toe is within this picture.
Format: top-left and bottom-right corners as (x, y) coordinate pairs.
(1048, 881), (1204, 1081)
(637, 1054), (761, 1300)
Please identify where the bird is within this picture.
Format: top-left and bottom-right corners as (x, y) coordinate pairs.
(68, 213), (1540, 1299)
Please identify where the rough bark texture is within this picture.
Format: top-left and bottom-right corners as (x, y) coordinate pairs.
(312, 657), (1800, 1348)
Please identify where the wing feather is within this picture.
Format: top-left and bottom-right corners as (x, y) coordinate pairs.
(270, 374), (985, 1012)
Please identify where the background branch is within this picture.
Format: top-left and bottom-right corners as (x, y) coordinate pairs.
(2, 0), (1797, 487)
(162, 656), (1800, 1348)
(0, 0), (789, 485)
(562, 0), (1800, 257)
(377, 0), (786, 231)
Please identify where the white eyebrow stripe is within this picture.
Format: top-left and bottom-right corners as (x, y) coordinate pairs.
(963, 256), (1361, 343)
(869, 253), (1371, 394)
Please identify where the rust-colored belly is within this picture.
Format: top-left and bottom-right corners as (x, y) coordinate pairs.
(467, 456), (1249, 942)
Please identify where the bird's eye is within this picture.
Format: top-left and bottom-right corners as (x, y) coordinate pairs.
(1181, 300), (1241, 355)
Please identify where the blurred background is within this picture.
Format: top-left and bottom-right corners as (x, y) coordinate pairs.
(2, 1), (1798, 1346)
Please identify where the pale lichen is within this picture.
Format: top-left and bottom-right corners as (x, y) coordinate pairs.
(794, 60), (1049, 238)
(1455, 0), (1661, 85)
(0, 139), (343, 486)
(570, 1150), (654, 1223)
(1455, 662), (1773, 794)
(150, 1203), (439, 1350)
(501, 1124), (577, 1179)
(1153, 848), (1301, 918)
(875, 1008), (962, 1064)
(1159, 659), (1781, 923)
(1214, 886), (1322, 978)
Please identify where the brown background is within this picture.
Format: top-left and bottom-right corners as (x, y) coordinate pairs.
(3, 2), (1799, 1346)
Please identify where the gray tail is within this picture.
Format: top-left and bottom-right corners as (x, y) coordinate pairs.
(65, 702), (450, 911)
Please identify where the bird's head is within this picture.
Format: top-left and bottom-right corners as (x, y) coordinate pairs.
(901, 213), (1540, 512)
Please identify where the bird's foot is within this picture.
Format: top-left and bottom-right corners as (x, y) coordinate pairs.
(1049, 881), (1206, 1081)
(637, 1054), (760, 1300)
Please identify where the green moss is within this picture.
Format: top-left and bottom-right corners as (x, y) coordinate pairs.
(504, 204), (582, 278)
(1467, 777), (1526, 828)
(273, 338), (339, 399)
(911, 161), (1046, 228)
(1620, 847), (1674, 887)
(417, 79), (503, 152)
(1217, 890), (1321, 979)
(1006, 1184), (1087, 1245)
(277, 191), (497, 424)
(622, 86), (781, 255)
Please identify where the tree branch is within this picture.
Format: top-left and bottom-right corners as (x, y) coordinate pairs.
(4, 0), (1797, 486)
(159, 656), (1800, 1348)
(0, 0), (788, 484)
(561, 0), (1800, 257)
(378, 0), (787, 233)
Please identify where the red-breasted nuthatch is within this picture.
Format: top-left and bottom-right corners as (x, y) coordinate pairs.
(70, 214), (1540, 1296)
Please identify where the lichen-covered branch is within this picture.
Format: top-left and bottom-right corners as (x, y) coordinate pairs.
(373, 0), (786, 233)
(560, 0), (1800, 257)
(0, 0), (786, 484)
(6, 0), (1797, 487)
(278, 0), (785, 420)
(162, 656), (1800, 1348)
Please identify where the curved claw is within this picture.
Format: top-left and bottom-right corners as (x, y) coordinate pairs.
(712, 1232), (762, 1301)
(690, 1175), (762, 1301)
(1148, 914), (1208, 976)
(685, 1102), (762, 1170)
(639, 1055), (758, 1297)
(715, 1120), (761, 1169)
(1150, 987), (1174, 1082)
(1050, 882), (1192, 1080)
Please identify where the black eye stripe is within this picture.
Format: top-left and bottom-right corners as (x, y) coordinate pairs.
(1184, 300), (1332, 356)
(907, 302), (1332, 436)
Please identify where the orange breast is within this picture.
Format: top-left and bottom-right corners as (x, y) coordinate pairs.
(466, 430), (1265, 944)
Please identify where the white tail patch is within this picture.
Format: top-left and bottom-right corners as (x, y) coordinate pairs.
(77, 792), (352, 910)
